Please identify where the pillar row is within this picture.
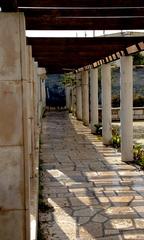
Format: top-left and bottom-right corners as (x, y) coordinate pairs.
(82, 70), (89, 126)
(101, 63), (112, 145)
(0, 13), (30, 240)
(90, 68), (99, 133)
(120, 56), (133, 162)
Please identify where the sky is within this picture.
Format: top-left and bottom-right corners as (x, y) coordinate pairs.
(26, 30), (144, 38)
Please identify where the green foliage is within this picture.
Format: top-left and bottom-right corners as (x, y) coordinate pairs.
(112, 95), (120, 107)
(60, 73), (76, 86)
(112, 126), (121, 149)
(133, 144), (144, 168)
(112, 94), (144, 107)
(133, 52), (144, 65)
(133, 94), (144, 107)
(94, 124), (102, 136)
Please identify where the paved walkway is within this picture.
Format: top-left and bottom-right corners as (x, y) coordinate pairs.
(39, 111), (144, 240)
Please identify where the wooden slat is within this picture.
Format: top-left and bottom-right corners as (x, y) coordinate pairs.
(27, 37), (144, 48)
(1, 0), (17, 11)
(21, 8), (144, 17)
(18, 0), (144, 8)
(25, 16), (144, 30)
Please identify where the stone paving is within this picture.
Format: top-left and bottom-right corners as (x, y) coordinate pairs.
(39, 111), (144, 240)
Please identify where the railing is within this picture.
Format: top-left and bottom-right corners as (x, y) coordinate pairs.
(98, 107), (144, 121)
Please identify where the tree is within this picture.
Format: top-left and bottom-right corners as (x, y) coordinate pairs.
(133, 52), (144, 65)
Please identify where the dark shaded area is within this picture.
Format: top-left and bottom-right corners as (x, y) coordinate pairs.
(45, 74), (66, 110)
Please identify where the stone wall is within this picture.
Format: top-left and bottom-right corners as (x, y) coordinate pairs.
(99, 107), (144, 121)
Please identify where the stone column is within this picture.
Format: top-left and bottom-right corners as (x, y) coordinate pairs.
(38, 68), (46, 120)
(0, 13), (30, 239)
(65, 85), (71, 111)
(76, 72), (82, 120)
(82, 70), (89, 126)
(90, 68), (99, 133)
(120, 56), (133, 162)
(26, 46), (33, 179)
(33, 61), (40, 177)
(101, 64), (112, 145)
(71, 85), (76, 116)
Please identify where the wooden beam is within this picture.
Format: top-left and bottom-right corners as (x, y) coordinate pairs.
(25, 16), (144, 30)
(18, 0), (144, 8)
(1, 0), (17, 11)
(21, 8), (144, 18)
(27, 37), (144, 48)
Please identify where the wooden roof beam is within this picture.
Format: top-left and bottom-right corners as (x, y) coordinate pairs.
(25, 16), (144, 30)
(18, 0), (144, 8)
(1, 0), (18, 12)
(20, 8), (144, 17)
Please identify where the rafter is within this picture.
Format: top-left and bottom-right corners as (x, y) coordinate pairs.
(18, 0), (144, 8)
(0, 0), (17, 11)
(25, 16), (144, 30)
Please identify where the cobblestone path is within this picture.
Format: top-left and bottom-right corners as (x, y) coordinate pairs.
(39, 111), (144, 240)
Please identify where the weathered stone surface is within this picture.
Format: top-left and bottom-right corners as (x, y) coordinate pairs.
(73, 207), (99, 217)
(79, 222), (103, 238)
(39, 112), (144, 240)
(0, 146), (24, 209)
(123, 230), (144, 239)
(0, 14), (21, 81)
(0, 211), (25, 240)
(92, 214), (108, 223)
(0, 82), (23, 145)
(105, 219), (134, 230)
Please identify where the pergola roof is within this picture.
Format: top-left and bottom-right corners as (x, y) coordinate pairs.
(1, 0), (144, 73)
(27, 37), (144, 73)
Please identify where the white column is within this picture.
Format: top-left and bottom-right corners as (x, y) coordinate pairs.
(90, 68), (99, 133)
(101, 64), (112, 145)
(82, 70), (89, 126)
(120, 56), (133, 162)
(65, 85), (71, 110)
(38, 68), (46, 120)
(76, 73), (82, 120)
(0, 13), (30, 239)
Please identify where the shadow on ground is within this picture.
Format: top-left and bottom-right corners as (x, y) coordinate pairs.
(38, 111), (144, 240)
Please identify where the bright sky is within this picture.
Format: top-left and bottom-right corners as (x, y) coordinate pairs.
(26, 30), (144, 38)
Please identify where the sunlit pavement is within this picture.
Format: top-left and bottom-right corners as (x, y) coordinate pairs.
(39, 111), (144, 240)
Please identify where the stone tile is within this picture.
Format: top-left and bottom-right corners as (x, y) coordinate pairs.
(97, 171), (118, 177)
(78, 222), (103, 238)
(105, 229), (120, 235)
(123, 230), (144, 239)
(78, 216), (90, 225)
(47, 198), (70, 208)
(46, 187), (69, 194)
(134, 218), (144, 229)
(104, 219), (134, 230)
(118, 171), (142, 177)
(133, 206), (144, 217)
(92, 214), (108, 223)
(98, 236), (123, 240)
(73, 206), (99, 217)
(105, 206), (135, 216)
(109, 196), (134, 205)
(69, 196), (99, 206)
